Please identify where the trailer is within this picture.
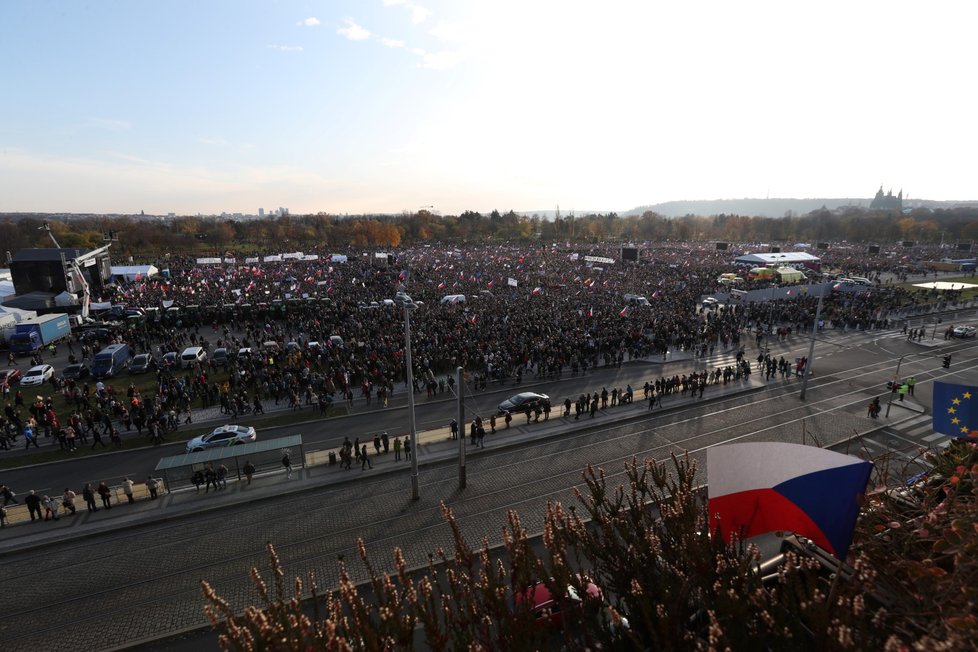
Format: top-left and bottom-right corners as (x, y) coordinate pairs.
(7, 313), (72, 354)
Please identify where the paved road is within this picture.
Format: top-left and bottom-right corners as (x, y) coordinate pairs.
(0, 346), (749, 494)
(0, 324), (976, 651)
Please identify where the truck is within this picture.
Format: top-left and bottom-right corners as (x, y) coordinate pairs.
(8, 314), (73, 354)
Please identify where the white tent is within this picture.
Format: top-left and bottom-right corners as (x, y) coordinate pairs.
(111, 264), (160, 282)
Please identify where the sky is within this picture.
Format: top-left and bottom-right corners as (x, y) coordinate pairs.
(1, 1), (975, 217)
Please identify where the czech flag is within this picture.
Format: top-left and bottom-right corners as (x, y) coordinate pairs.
(707, 442), (872, 559)
(619, 307), (630, 317)
(532, 287), (543, 295)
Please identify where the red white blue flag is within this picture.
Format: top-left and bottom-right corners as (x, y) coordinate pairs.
(708, 442), (872, 559)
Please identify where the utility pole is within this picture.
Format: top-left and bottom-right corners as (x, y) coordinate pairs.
(457, 366), (466, 489)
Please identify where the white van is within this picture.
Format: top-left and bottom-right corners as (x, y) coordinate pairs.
(180, 346), (207, 368)
(440, 294), (466, 305)
(849, 276), (873, 285)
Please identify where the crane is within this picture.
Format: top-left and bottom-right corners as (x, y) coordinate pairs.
(39, 222), (110, 322)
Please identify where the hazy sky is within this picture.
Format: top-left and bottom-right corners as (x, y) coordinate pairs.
(1, 1), (973, 216)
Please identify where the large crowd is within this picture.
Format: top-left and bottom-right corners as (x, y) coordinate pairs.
(0, 240), (966, 457)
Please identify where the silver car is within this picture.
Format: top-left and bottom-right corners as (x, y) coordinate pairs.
(185, 425), (257, 452)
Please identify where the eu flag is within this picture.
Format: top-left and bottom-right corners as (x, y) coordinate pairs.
(932, 381), (978, 438)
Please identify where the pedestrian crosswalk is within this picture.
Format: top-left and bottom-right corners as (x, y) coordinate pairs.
(860, 413), (953, 459)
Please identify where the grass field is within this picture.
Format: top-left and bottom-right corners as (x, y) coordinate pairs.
(2, 365), (348, 470)
(894, 274), (978, 301)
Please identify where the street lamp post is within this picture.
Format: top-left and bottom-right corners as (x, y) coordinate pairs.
(457, 366), (466, 489)
(799, 285), (826, 401)
(395, 288), (420, 500)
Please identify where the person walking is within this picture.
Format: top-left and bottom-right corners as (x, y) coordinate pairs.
(282, 452), (293, 479)
(122, 477), (135, 504)
(43, 495), (60, 521)
(898, 382), (908, 402)
(907, 376), (916, 397)
(381, 431), (389, 453)
(1, 484), (18, 506)
(25, 490), (43, 521)
(23, 423), (40, 450)
(217, 464), (228, 489)
(243, 461), (255, 485)
(82, 483), (98, 512)
(204, 462), (218, 493)
(450, 419), (458, 440)
(97, 480), (112, 510)
(393, 436), (402, 461)
(146, 476), (159, 499)
(360, 444), (372, 470)
(90, 426), (107, 449)
(62, 488), (77, 515)
(373, 434), (381, 456)
(404, 436), (412, 461)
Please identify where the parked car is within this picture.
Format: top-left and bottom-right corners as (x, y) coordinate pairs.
(498, 392), (550, 415)
(211, 347), (230, 368)
(951, 325), (976, 338)
(20, 364), (55, 387)
(61, 363), (90, 381)
(161, 351), (178, 368)
(0, 369), (22, 389)
(129, 353), (157, 374)
(512, 576), (604, 629)
(185, 425), (257, 452)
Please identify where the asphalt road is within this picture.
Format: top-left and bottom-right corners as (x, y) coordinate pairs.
(1, 320), (977, 651)
(2, 352), (746, 494)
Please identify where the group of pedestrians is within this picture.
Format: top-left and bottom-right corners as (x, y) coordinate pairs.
(1, 476), (159, 526)
(336, 433), (410, 470)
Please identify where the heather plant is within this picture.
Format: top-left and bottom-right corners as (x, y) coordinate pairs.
(203, 449), (975, 651)
(855, 438), (978, 650)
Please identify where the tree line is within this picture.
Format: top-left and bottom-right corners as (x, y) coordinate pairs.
(1, 204), (977, 258)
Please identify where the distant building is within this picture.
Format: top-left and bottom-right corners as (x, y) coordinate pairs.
(870, 186), (903, 211)
(259, 208), (265, 217)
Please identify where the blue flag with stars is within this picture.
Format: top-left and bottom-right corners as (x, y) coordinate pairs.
(932, 381), (978, 438)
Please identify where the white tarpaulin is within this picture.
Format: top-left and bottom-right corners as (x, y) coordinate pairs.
(111, 264), (160, 282)
(245, 257), (260, 264)
(913, 281), (978, 290)
(263, 255), (283, 263)
(197, 258), (222, 265)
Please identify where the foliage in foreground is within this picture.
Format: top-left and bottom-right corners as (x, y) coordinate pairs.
(202, 445), (978, 651)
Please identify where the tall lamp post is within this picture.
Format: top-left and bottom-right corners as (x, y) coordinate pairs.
(395, 288), (420, 500)
(799, 284), (826, 400)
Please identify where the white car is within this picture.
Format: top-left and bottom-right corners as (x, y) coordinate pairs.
(20, 364), (54, 387)
(185, 425), (257, 452)
(951, 325), (976, 338)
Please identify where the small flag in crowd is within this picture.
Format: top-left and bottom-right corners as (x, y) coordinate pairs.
(487, 280), (495, 289)
(619, 307), (630, 317)
(532, 287), (543, 295)
(398, 269), (409, 281)
(587, 307), (594, 318)
(932, 381), (978, 438)
(438, 282), (446, 289)
(707, 442), (872, 559)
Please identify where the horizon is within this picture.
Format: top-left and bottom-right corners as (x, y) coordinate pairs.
(1, 1), (974, 216)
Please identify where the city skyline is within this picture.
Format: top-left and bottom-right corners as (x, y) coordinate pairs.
(1, 1), (974, 216)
